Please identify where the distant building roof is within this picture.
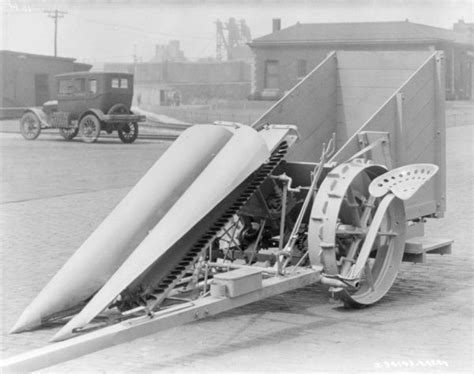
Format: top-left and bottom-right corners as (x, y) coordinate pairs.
(0, 50), (92, 71)
(55, 71), (131, 78)
(0, 50), (77, 62)
(250, 21), (473, 48)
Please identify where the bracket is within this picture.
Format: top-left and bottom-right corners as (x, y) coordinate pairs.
(356, 131), (393, 169)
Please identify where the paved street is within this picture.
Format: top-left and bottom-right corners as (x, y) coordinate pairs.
(0, 125), (473, 373)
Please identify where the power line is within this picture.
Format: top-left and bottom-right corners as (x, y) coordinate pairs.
(44, 9), (67, 57)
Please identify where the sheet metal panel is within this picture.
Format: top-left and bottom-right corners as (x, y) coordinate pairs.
(331, 51), (444, 219)
(252, 52), (338, 162)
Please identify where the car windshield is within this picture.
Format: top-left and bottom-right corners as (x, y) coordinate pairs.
(58, 79), (71, 94)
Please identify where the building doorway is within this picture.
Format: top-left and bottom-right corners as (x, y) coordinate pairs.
(35, 74), (50, 105)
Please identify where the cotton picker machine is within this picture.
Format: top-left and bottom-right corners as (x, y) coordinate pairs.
(3, 51), (452, 372)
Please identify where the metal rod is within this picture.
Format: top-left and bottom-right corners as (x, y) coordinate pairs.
(279, 180), (288, 252)
(291, 251), (309, 271)
(282, 134), (336, 256)
(207, 261), (276, 274)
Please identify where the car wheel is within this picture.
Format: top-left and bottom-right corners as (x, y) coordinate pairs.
(118, 122), (139, 143)
(79, 114), (101, 143)
(20, 112), (41, 140)
(59, 127), (79, 141)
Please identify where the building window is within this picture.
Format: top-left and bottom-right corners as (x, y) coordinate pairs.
(297, 59), (307, 78)
(264, 60), (279, 89)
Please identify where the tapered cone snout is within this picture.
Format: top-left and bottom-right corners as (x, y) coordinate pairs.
(50, 125), (271, 342)
(9, 306), (42, 334)
(10, 125), (236, 334)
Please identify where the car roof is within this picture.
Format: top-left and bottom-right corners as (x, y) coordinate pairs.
(55, 71), (133, 79)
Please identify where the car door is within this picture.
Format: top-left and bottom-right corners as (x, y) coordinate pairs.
(71, 77), (88, 115)
(85, 78), (100, 111)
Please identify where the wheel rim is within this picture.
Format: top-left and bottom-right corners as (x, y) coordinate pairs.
(118, 122), (138, 143)
(22, 115), (40, 139)
(308, 159), (406, 307)
(82, 118), (97, 137)
(120, 123), (135, 140)
(80, 116), (100, 142)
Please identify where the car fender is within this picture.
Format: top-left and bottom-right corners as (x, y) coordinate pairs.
(79, 108), (106, 123)
(23, 108), (50, 127)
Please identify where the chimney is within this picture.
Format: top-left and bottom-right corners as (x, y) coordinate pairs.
(272, 18), (281, 33)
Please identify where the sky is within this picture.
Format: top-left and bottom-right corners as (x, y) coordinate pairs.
(1, 0), (472, 67)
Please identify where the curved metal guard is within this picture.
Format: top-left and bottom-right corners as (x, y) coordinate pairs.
(369, 163), (439, 201)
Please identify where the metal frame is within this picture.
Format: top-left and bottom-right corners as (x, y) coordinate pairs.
(1, 267), (322, 373)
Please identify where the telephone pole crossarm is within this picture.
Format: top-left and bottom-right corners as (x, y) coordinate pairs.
(44, 9), (68, 57)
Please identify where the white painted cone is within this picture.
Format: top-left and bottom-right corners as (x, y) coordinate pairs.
(51, 126), (271, 342)
(10, 125), (234, 333)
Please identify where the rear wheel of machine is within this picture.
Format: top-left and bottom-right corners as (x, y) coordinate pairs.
(79, 114), (101, 143)
(308, 159), (406, 307)
(20, 112), (41, 140)
(59, 127), (79, 141)
(118, 122), (138, 143)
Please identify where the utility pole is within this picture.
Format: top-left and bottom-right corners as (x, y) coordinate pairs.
(45, 9), (67, 57)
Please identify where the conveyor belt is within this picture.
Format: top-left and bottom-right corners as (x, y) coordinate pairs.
(121, 141), (289, 311)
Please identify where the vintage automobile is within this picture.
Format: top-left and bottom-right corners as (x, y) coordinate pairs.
(19, 72), (145, 143)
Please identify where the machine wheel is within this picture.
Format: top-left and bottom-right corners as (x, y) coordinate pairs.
(79, 114), (101, 143)
(308, 159), (406, 307)
(59, 127), (79, 141)
(19, 112), (41, 140)
(118, 122), (138, 143)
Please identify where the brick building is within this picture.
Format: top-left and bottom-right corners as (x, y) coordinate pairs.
(249, 21), (474, 100)
(0, 50), (91, 109)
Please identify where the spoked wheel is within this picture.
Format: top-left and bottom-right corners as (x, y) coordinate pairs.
(108, 104), (139, 144)
(118, 122), (138, 144)
(19, 112), (41, 140)
(79, 114), (101, 143)
(308, 159), (406, 307)
(59, 127), (79, 141)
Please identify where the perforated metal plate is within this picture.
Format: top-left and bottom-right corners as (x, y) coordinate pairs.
(369, 164), (439, 200)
